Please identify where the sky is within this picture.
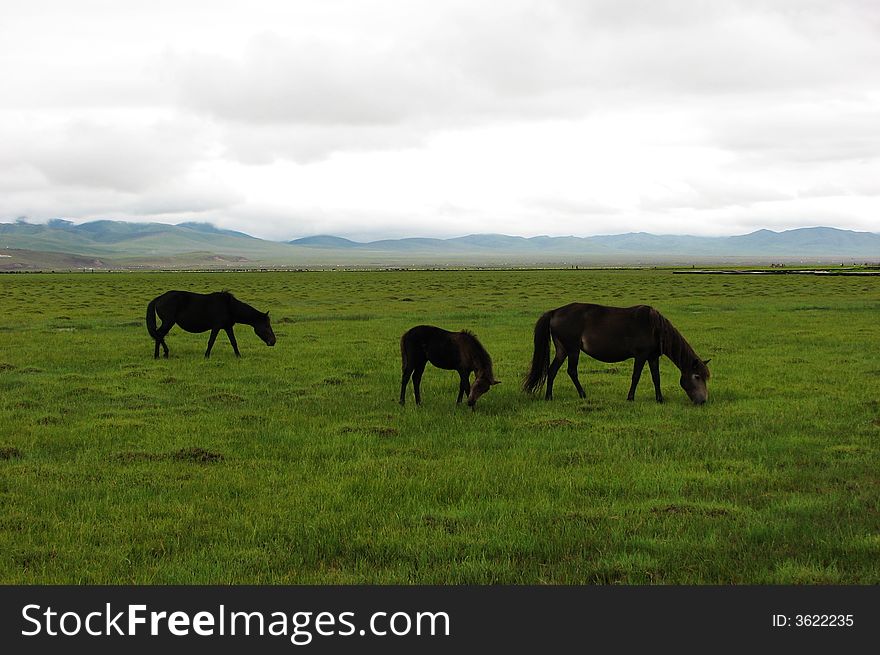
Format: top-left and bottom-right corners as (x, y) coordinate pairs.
(1, 0), (879, 241)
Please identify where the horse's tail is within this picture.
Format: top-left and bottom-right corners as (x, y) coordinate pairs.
(146, 297), (160, 340)
(523, 310), (553, 393)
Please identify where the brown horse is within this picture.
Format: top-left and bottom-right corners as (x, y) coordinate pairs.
(523, 303), (710, 404)
(400, 325), (500, 408)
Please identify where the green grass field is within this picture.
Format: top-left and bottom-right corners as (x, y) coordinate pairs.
(1, 269), (878, 584)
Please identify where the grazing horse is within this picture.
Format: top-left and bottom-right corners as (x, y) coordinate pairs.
(523, 303), (710, 404)
(146, 290), (276, 359)
(399, 325), (500, 407)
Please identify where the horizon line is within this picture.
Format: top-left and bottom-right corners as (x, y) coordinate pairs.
(3, 219), (878, 244)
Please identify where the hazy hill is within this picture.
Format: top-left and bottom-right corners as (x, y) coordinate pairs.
(176, 222), (258, 240)
(290, 235), (360, 248)
(293, 228), (880, 260)
(0, 220), (294, 260)
(725, 226), (878, 253)
(1, 220), (878, 270)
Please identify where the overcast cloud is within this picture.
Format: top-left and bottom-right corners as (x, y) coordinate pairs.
(1, 0), (878, 240)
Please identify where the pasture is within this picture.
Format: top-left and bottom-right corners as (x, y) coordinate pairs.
(0, 269), (878, 584)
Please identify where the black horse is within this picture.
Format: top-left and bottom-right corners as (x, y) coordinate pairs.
(523, 303), (710, 404)
(146, 290), (276, 359)
(400, 325), (500, 407)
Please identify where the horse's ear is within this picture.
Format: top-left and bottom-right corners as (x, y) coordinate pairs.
(702, 358), (711, 365)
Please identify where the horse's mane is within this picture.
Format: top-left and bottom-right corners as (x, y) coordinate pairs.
(459, 330), (493, 373)
(222, 291), (265, 320)
(651, 309), (710, 377)
(220, 290), (243, 309)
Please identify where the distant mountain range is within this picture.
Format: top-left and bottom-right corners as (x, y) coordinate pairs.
(1, 219), (878, 270)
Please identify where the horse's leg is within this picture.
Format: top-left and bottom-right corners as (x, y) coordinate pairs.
(456, 370), (471, 404)
(412, 361), (427, 405)
(225, 327), (241, 357)
(545, 341), (566, 400)
(566, 349), (587, 399)
(157, 320), (174, 358)
(204, 328), (220, 358)
(154, 338), (161, 359)
(400, 365), (414, 405)
(648, 357), (663, 403)
(627, 358), (646, 401)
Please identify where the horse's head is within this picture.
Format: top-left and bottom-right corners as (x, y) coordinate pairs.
(254, 312), (276, 346)
(467, 376), (500, 408)
(679, 358), (710, 405)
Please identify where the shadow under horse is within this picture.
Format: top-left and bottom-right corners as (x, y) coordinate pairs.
(146, 290), (276, 359)
(523, 303), (710, 404)
(400, 325), (500, 408)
